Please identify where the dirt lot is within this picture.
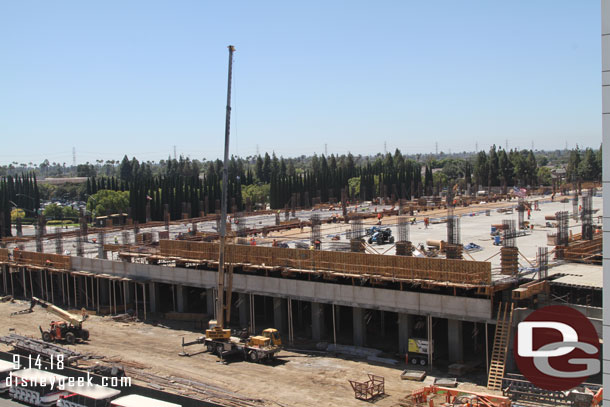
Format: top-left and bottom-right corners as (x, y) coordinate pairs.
(0, 300), (496, 407)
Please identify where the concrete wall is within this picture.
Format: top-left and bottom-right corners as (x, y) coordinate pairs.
(71, 257), (493, 322)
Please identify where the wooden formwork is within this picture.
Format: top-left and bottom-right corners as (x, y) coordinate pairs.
(563, 236), (602, 264)
(0, 248), (9, 263)
(158, 240), (491, 285)
(0, 249), (71, 270)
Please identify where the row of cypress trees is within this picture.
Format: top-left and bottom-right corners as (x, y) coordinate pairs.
(0, 173), (40, 236)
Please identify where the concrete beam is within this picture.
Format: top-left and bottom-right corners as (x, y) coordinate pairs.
(71, 257), (493, 322)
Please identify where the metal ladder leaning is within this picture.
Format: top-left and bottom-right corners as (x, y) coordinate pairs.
(487, 302), (514, 390)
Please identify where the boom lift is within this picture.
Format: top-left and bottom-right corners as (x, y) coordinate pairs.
(180, 45), (281, 363)
(28, 297), (89, 344)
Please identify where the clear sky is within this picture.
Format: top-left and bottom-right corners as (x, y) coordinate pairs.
(0, 1), (602, 165)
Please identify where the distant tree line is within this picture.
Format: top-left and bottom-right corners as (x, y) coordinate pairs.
(0, 173), (40, 236)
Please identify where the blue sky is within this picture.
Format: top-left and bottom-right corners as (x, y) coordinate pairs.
(0, 1), (602, 165)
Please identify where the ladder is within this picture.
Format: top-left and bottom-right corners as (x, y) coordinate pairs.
(487, 302), (514, 390)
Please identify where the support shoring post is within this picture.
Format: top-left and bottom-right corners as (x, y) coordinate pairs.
(96, 277), (100, 314)
(143, 283), (147, 320)
(288, 299), (294, 345)
(113, 280), (117, 314)
(40, 271), (44, 300)
(249, 293), (255, 334)
(85, 276), (89, 309)
(10, 268), (14, 298)
(172, 284), (176, 312)
(50, 272), (54, 304)
(485, 321), (489, 375)
(66, 273), (70, 307)
(427, 315), (433, 367)
(123, 281), (127, 315)
(29, 270), (33, 300)
(61, 272), (66, 305)
(135, 282), (139, 319)
(73, 275), (77, 308)
(22, 269), (27, 299)
(332, 304), (337, 347)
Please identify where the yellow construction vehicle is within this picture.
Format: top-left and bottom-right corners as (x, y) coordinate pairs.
(25, 297), (89, 344)
(180, 45), (281, 363)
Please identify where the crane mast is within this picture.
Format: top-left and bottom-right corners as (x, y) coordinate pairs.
(217, 45), (235, 329)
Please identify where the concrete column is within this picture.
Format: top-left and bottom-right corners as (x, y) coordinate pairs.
(238, 293), (249, 328)
(398, 313), (412, 354)
(448, 319), (464, 363)
(148, 282), (159, 313)
(206, 288), (215, 317)
(176, 285), (186, 313)
(124, 281), (132, 305)
(353, 307), (366, 347)
(273, 297), (287, 334)
(311, 302), (325, 341)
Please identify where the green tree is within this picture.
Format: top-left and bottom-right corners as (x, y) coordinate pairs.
(537, 167), (552, 186)
(578, 148), (599, 182)
(119, 155), (132, 182)
(43, 203), (64, 219)
(87, 190), (129, 217)
(11, 208), (25, 222)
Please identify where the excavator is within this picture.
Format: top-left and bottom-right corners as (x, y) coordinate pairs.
(25, 297), (89, 345)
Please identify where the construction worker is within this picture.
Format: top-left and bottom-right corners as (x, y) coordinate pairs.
(424, 217), (429, 229)
(272, 239), (278, 247)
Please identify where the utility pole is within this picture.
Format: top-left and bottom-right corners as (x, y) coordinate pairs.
(217, 45), (235, 329)
(173, 145), (177, 160)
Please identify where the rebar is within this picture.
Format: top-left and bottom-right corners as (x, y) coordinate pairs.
(397, 216), (409, 243)
(502, 219), (516, 248)
(581, 189), (593, 240)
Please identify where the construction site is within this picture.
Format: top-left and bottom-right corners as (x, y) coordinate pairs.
(0, 186), (603, 406)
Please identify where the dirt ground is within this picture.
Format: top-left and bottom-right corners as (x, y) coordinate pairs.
(0, 300), (498, 407)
